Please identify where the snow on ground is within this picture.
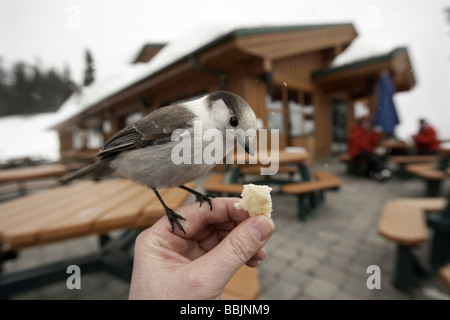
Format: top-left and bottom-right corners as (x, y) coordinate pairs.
(0, 91), (88, 163)
(0, 113), (60, 162)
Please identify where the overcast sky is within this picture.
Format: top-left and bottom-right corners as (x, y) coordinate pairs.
(1, 0), (449, 140)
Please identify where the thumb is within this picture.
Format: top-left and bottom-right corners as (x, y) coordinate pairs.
(194, 215), (275, 286)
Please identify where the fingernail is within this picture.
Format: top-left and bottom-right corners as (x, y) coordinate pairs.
(250, 216), (274, 242)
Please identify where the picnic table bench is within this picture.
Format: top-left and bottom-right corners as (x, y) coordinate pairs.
(0, 164), (68, 198)
(226, 149), (342, 221)
(378, 197), (450, 288)
(387, 155), (437, 179)
(439, 264), (450, 290)
(0, 177), (261, 299)
(281, 171), (342, 221)
(339, 153), (438, 178)
(204, 169), (341, 222)
(203, 174), (243, 197)
(405, 163), (449, 196)
(221, 265), (260, 300)
(339, 153), (369, 176)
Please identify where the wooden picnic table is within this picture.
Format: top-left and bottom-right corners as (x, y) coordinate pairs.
(440, 145), (450, 157)
(379, 140), (450, 158)
(379, 139), (414, 152)
(378, 197), (450, 288)
(226, 148), (341, 221)
(0, 178), (192, 252)
(233, 149), (309, 167)
(230, 148), (311, 183)
(0, 163), (68, 184)
(0, 163), (69, 198)
(0, 177), (261, 300)
(0, 178), (194, 298)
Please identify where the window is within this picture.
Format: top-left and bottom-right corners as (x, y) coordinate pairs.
(72, 127), (87, 150)
(293, 91), (314, 137)
(125, 112), (143, 125)
(266, 92), (284, 134)
(86, 128), (104, 149)
(266, 86), (314, 137)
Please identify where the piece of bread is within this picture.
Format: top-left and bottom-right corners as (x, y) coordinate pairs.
(234, 183), (273, 217)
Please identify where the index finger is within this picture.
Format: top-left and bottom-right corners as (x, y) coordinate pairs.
(153, 197), (250, 238)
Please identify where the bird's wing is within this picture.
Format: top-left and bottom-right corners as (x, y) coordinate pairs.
(97, 104), (196, 158)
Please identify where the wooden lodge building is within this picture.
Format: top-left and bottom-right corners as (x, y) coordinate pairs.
(52, 23), (416, 165)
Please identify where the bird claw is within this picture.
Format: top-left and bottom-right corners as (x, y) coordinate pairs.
(166, 209), (186, 234)
(178, 186), (216, 212)
(196, 194), (216, 211)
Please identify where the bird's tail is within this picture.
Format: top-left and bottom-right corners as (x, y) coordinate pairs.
(58, 160), (113, 184)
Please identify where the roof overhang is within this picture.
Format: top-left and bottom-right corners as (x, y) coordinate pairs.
(312, 47), (416, 98)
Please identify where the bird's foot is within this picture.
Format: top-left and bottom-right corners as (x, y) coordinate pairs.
(194, 193), (216, 211)
(166, 209), (186, 234)
(179, 185), (215, 211)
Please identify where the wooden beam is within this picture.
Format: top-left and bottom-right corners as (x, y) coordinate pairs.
(263, 58), (272, 72)
(236, 25), (357, 60)
(272, 71), (314, 91)
(282, 85), (290, 146)
(313, 86), (333, 159)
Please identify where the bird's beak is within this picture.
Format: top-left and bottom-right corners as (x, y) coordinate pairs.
(236, 133), (255, 156)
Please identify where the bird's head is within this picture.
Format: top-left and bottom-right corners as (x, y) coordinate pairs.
(207, 91), (257, 156)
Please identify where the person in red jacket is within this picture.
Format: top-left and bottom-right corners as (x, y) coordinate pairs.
(348, 116), (391, 181)
(412, 118), (440, 155)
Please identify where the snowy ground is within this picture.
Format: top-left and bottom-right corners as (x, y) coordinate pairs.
(0, 91), (87, 164)
(0, 113), (61, 163)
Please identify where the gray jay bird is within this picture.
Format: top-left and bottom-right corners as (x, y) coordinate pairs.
(59, 91), (257, 234)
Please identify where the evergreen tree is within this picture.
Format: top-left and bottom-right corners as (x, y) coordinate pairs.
(83, 49), (95, 86)
(0, 57), (78, 116)
(0, 57), (8, 115)
(11, 62), (31, 114)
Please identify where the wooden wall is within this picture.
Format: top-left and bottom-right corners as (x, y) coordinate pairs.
(273, 51), (323, 82)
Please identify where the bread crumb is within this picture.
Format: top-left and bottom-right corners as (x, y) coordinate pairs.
(234, 183), (273, 217)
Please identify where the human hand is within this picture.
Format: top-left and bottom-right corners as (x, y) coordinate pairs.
(373, 126), (383, 133)
(128, 198), (275, 300)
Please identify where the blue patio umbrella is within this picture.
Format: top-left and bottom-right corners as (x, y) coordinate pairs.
(373, 72), (400, 135)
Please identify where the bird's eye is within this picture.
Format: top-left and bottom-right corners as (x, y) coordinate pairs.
(229, 116), (238, 127)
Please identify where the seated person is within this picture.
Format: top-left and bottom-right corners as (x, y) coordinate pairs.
(412, 118), (440, 155)
(348, 116), (391, 181)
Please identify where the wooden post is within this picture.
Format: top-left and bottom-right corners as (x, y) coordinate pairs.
(281, 85), (290, 148)
(313, 86), (333, 159)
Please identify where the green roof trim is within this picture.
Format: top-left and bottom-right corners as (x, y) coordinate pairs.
(312, 47), (408, 78)
(231, 23), (354, 37)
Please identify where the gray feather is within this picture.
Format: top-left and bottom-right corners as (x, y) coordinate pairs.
(97, 104), (195, 158)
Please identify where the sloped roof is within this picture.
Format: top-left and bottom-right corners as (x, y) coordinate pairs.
(312, 47), (408, 77)
(311, 41), (415, 97)
(51, 22), (356, 129)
